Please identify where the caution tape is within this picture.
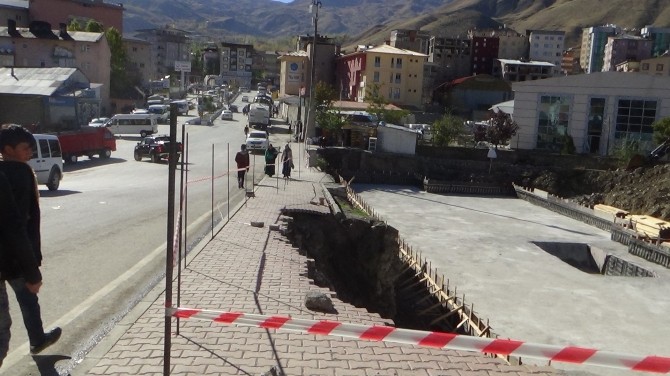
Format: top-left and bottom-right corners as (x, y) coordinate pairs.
(168, 307), (670, 374)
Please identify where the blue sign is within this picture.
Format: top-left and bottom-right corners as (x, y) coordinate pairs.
(290, 62), (298, 71)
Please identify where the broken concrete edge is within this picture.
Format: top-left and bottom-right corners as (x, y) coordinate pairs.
(320, 183), (342, 217)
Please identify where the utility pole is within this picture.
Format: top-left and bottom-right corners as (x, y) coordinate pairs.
(306, 0), (322, 140)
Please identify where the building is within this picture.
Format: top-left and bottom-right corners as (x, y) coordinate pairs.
(252, 50), (281, 87)
(468, 31), (499, 75)
(389, 29), (430, 54)
(0, 20), (111, 113)
(427, 36), (471, 79)
(219, 42), (253, 88)
(615, 60), (640, 72)
(580, 25), (619, 73)
(494, 59), (554, 82)
(511, 72), (670, 155)
(297, 34), (340, 96)
(602, 35), (652, 72)
(561, 48), (581, 75)
(336, 44), (427, 108)
(29, 0), (123, 33)
(0, 67), (96, 128)
(123, 35), (153, 86)
(527, 30), (565, 76)
(641, 26), (670, 57)
(496, 29), (528, 60)
(639, 56), (670, 76)
(434, 74), (512, 120)
(278, 51), (308, 97)
(132, 27), (190, 82)
(0, 0), (29, 28)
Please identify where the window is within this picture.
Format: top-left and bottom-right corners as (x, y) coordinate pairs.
(657, 64), (664, 71)
(642, 63), (650, 70)
(536, 95), (572, 150)
(373, 71), (379, 82)
(132, 47), (138, 52)
(395, 73), (401, 83)
(396, 58), (402, 68)
(374, 56), (380, 67)
(615, 99), (656, 142)
(391, 57), (395, 67)
(393, 88), (400, 100)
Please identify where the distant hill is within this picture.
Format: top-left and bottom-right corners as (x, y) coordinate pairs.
(123, 0), (670, 49)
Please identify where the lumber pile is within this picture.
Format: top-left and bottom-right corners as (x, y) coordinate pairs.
(629, 215), (670, 241)
(594, 204), (629, 218)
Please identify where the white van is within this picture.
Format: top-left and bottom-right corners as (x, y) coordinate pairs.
(106, 114), (158, 137)
(171, 100), (189, 116)
(28, 134), (63, 191)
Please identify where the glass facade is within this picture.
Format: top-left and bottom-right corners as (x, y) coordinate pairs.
(537, 95), (571, 150)
(615, 99), (657, 142)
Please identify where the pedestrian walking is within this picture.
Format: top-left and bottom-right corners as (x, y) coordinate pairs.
(264, 144), (279, 177)
(244, 125), (249, 137)
(0, 124), (61, 355)
(281, 143), (294, 179)
(0, 170), (43, 369)
(234, 144), (250, 189)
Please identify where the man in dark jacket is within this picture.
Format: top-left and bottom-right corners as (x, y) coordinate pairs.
(0, 170), (42, 368)
(0, 124), (61, 356)
(234, 144), (250, 189)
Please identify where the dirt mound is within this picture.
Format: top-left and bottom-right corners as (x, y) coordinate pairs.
(529, 164), (670, 221)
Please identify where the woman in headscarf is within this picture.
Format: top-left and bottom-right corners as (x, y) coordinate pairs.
(281, 144), (294, 179)
(264, 144), (279, 177)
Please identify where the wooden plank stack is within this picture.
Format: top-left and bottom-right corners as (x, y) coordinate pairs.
(629, 214), (670, 241)
(594, 204), (629, 218)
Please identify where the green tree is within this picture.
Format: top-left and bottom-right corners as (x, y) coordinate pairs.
(365, 83), (387, 123)
(314, 82), (344, 132)
(485, 112), (519, 149)
(105, 27), (133, 98)
(432, 113), (466, 147)
(652, 117), (670, 144)
(84, 19), (104, 32)
(67, 19), (82, 31)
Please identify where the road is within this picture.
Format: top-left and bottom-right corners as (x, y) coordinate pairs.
(2, 91), (284, 375)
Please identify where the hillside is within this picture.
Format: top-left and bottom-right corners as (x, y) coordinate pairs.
(124, 0), (670, 48)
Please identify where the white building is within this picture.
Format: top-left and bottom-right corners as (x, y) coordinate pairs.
(511, 72), (670, 155)
(527, 30), (565, 76)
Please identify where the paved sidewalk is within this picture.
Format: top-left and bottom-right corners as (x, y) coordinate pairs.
(78, 129), (562, 375)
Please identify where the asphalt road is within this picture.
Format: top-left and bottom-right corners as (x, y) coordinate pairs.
(2, 92), (281, 375)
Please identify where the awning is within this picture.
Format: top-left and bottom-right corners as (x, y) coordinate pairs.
(489, 100), (514, 115)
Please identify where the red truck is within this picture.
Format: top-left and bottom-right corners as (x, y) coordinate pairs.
(53, 126), (117, 164)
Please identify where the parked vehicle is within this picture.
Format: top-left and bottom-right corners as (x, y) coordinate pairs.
(245, 130), (269, 153)
(106, 113), (158, 137)
(247, 103), (271, 130)
(229, 104), (238, 113)
(28, 134), (63, 191)
(56, 126), (117, 164)
(148, 104), (170, 124)
(221, 110), (233, 120)
(171, 100), (189, 115)
(133, 135), (183, 163)
(88, 117), (110, 127)
(241, 96), (249, 102)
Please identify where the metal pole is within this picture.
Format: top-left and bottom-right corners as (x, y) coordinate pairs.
(306, 0), (322, 140)
(227, 143), (230, 222)
(184, 132), (189, 271)
(211, 144), (214, 239)
(163, 103), (178, 376)
(176, 121), (186, 336)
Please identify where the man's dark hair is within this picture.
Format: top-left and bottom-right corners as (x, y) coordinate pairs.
(241, 144), (247, 150)
(0, 124), (36, 150)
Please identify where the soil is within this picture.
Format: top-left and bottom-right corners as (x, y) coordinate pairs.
(526, 163), (670, 221)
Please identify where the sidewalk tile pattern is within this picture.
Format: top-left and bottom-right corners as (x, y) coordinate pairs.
(85, 145), (562, 376)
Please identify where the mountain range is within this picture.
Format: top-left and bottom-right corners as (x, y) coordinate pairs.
(123, 0), (670, 49)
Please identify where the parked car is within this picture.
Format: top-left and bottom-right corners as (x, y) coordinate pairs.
(88, 117), (110, 127)
(229, 104), (238, 113)
(221, 110), (233, 120)
(28, 134), (63, 191)
(132, 108), (150, 114)
(245, 130), (269, 153)
(241, 96), (249, 102)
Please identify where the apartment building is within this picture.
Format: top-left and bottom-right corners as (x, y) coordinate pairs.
(0, 20), (111, 112)
(389, 29), (430, 54)
(495, 29), (528, 60)
(495, 59), (554, 82)
(641, 26), (670, 57)
(639, 56), (670, 76)
(528, 30), (565, 76)
(561, 48), (581, 75)
(580, 25), (619, 73)
(297, 35), (340, 96)
(602, 35), (652, 72)
(468, 32), (499, 75)
(278, 51), (308, 97)
(132, 27), (190, 82)
(29, 0), (123, 32)
(336, 44), (427, 108)
(123, 35), (153, 86)
(219, 42), (253, 88)
(0, 0), (29, 28)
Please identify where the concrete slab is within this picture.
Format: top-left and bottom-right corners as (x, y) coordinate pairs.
(354, 184), (670, 376)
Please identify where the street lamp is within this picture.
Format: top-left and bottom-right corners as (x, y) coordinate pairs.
(305, 0), (322, 139)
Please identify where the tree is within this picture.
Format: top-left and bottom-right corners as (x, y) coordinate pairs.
(365, 83), (387, 123)
(84, 20), (104, 32)
(67, 19), (82, 31)
(484, 112), (519, 149)
(432, 113), (466, 147)
(105, 27), (134, 98)
(652, 117), (670, 144)
(314, 82), (344, 132)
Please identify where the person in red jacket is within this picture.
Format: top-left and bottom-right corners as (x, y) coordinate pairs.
(234, 144), (250, 189)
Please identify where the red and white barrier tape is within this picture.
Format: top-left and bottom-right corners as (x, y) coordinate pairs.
(168, 307), (670, 373)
